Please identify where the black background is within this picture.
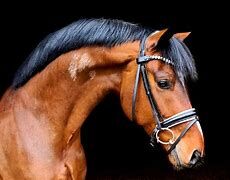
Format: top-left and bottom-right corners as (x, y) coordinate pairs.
(0, 2), (229, 179)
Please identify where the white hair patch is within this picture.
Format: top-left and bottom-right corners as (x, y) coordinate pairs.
(89, 70), (96, 80)
(68, 53), (94, 81)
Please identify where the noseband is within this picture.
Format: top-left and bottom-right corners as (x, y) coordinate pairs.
(132, 36), (198, 154)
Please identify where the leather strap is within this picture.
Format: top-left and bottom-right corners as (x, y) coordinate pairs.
(167, 118), (198, 153)
(161, 108), (196, 128)
(132, 64), (141, 121)
(140, 64), (162, 128)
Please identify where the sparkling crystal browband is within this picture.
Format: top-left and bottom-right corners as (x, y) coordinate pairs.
(137, 55), (174, 66)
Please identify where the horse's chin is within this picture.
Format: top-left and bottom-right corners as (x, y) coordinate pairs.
(171, 163), (189, 171)
(167, 145), (204, 171)
(169, 155), (204, 171)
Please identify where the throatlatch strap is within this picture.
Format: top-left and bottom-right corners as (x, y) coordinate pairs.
(132, 64), (141, 121)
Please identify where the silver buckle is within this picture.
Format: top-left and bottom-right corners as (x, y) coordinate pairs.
(155, 128), (175, 145)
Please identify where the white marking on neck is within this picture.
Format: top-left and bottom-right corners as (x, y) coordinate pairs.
(68, 54), (79, 81)
(68, 53), (94, 81)
(89, 70), (96, 80)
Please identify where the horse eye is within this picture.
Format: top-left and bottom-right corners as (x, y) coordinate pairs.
(157, 79), (171, 89)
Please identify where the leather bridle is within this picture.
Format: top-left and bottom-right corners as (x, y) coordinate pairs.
(132, 36), (198, 154)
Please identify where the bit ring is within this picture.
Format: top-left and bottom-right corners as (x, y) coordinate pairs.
(156, 128), (175, 145)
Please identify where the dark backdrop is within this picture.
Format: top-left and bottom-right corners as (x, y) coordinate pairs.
(0, 2), (229, 179)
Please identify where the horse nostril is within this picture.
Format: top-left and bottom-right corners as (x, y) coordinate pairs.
(189, 150), (201, 166)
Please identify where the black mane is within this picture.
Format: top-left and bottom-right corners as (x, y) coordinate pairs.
(12, 18), (197, 88)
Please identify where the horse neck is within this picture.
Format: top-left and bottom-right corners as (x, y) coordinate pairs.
(15, 42), (139, 144)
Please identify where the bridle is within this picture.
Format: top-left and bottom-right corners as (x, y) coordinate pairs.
(132, 36), (199, 154)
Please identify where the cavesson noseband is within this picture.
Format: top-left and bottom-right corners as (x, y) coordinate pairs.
(132, 36), (198, 154)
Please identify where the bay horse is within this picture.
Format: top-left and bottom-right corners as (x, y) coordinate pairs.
(0, 19), (204, 179)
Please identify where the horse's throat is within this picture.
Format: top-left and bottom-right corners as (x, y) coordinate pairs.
(63, 80), (115, 145)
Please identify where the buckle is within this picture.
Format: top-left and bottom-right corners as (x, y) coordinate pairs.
(136, 56), (147, 64)
(155, 128), (175, 145)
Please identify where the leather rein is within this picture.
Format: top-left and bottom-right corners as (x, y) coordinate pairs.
(132, 36), (198, 154)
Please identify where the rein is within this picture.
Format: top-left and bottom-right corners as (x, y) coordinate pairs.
(132, 36), (198, 154)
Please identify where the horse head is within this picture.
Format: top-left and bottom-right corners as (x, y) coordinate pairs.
(120, 29), (204, 169)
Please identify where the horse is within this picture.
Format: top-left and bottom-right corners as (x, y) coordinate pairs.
(0, 18), (204, 179)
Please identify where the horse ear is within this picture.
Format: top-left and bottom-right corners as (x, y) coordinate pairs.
(173, 32), (191, 41)
(146, 29), (168, 50)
